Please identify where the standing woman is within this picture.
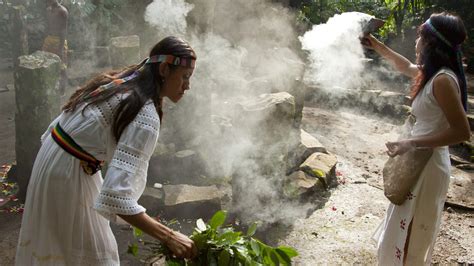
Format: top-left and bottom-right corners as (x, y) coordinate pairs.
(364, 13), (470, 265)
(16, 36), (198, 265)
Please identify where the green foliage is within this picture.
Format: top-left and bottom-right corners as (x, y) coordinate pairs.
(297, 0), (433, 38)
(128, 210), (299, 265)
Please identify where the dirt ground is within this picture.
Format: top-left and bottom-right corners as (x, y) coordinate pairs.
(0, 56), (473, 265)
(272, 105), (473, 265)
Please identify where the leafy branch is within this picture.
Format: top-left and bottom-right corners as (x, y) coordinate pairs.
(128, 210), (298, 265)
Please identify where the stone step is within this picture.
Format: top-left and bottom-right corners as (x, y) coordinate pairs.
(140, 184), (225, 220)
(299, 152), (338, 188)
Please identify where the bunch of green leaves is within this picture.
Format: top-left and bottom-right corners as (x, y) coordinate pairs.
(129, 210), (298, 266)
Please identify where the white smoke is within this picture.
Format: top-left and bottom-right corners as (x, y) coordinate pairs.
(144, 0), (194, 37)
(300, 12), (374, 90)
(144, 0), (310, 225)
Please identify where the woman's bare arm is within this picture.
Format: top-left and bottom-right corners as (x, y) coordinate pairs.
(363, 35), (419, 78)
(410, 74), (470, 147)
(118, 212), (197, 259)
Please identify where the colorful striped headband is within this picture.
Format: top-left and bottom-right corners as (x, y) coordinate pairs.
(146, 54), (196, 68)
(83, 54), (195, 100)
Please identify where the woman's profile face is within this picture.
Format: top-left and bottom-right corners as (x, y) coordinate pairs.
(160, 66), (194, 103)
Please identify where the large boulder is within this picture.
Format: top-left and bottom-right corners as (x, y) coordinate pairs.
(231, 92), (296, 220)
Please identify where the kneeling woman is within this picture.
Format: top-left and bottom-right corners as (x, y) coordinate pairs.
(16, 36), (198, 265)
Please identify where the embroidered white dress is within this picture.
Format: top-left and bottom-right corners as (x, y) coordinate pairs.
(15, 92), (160, 265)
(373, 68), (459, 265)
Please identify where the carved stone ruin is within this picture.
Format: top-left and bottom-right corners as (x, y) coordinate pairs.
(109, 35), (140, 69)
(14, 51), (61, 200)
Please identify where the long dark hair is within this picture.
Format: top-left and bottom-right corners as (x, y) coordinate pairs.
(63, 36), (196, 141)
(412, 12), (467, 110)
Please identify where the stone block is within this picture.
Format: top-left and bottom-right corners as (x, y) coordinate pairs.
(159, 185), (224, 220)
(283, 170), (325, 198)
(148, 149), (207, 185)
(287, 129), (327, 172)
(109, 35), (140, 68)
(300, 129), (326, 156)
(299, 152), (338, 188)
(138, 187), (164, 216)
(231, 92), (296, 219)
(15, 50), (61, 199)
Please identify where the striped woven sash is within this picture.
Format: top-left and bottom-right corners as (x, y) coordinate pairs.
(51, 123), (104, 175)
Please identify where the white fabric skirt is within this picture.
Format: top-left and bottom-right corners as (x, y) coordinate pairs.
(373, 147), (450, 265)
(15, 135), (119, 265)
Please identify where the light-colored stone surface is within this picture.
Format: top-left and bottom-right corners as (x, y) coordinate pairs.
(109, 35), (140, 68)
(300, 129), (326, 155)
(163, 184), (223, 206)
(299, 152), (338, 186)
(15, 51), (61, 199)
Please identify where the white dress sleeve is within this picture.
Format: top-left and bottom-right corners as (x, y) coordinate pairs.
(93, 102), (160, 223)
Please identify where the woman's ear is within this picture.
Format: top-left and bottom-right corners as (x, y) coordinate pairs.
(159, 62), (170, 78)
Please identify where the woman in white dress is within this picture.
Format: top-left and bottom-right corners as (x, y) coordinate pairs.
(363, 13), (470, 265)
(16, 36), (198, 265)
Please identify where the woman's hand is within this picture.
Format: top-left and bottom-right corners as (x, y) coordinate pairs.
(117, 213), (198, 260)
(385, 140), (415, 157)
(360, 34), (383, 50)
(164, 230), (198, 259)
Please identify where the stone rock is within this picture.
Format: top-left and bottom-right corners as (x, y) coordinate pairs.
(289, 78), (307, 129)
(160, 184), (224, 220)
(138, 187), (164, 216)
(148, 149), (206, 185)
(447, 168), (474, 209)
(300, 129), (326, 156)
(231, 92), (296, 219)
(378, 91), (410, 106)
(299, 152), (338, 188)
(455, 164), (474, 171)
(234, 92), (295, 176)
(152, 142), (176, 157)
(15, 50), (61, 200)
(450, 154), (471, 165)
(109, 35), (140, 68)
(283, 170), (325, 198)
(358, 89), (381, 106)
(287, 129), (327, 172)
(308, 87), (410, 121)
